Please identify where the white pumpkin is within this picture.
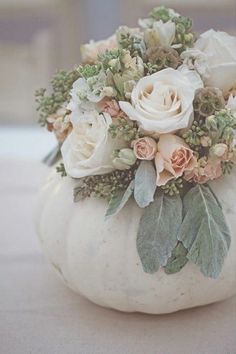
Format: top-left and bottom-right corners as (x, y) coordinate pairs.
(35, 168), (236, 314)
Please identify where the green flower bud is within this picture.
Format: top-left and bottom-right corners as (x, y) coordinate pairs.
(112, 148), (137, 170)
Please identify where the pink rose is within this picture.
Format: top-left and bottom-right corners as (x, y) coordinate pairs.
(97, 99), (121, 117)
(155, 134), (196, 186)
(81, 35), (117, 64)
(132, 137), (157, 160)
(184, 158), (223, 184)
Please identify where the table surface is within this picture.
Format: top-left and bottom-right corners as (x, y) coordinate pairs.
(1, 127), (236, 354)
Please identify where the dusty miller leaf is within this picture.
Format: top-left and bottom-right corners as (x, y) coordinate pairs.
(134, 161), (157, 208)
(105, 180), (134, 219)
(177, 185), (231, 279)
(137, 193), (183, 274)
(164, 242), (188, 275)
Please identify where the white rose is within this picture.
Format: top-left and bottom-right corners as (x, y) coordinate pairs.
(61, 111), (117, 178)
(194, 29), (236, 92)
(119, 68), (196, 134)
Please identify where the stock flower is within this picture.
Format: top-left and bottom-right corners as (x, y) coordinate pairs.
(81, 35), (117, 64)
(144, 20), (176, 48)
(132, 137), (157, 160)
(155, 134), (196, 186)
(61, 111), (123, 178)
(119, 68), (198, 134)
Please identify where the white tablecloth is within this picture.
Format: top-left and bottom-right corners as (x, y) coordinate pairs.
(0, 127), (236, 354)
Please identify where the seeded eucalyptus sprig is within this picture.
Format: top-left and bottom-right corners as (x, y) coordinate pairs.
(35, 69), (80, 126)
(74, 165), (139, 202)
(161, 178), (184, 196)
(182, 120), (206, 149)
(109, 117), (142, 142)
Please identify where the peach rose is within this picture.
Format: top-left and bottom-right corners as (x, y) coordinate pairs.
(47, 108), (72, 142)
(132, 137), (157, 160)
(81, 35), (117, 64)
(97, 99), (121, 117)
(155, 134), (196, 186)
(184, 158), (223, 184)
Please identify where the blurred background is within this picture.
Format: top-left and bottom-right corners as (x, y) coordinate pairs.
(0, 0), (235, 159)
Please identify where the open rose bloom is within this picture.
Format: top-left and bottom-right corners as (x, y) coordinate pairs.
(155, 135), (196, 186)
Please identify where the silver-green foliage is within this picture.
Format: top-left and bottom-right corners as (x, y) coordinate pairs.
(134, 161), (157, 208)
(177, 185), (231, 279)
(105, 180), (134, 219)
(137, 193), (182, 274)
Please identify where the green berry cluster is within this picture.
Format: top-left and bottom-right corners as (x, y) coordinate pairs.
(172, 16), (194, 51)
(109, 117), (141, 142)
(74, 165), (138, 202)
(161, 178), (184, 196)
(35, 69), (80, 126)
(182, 120), (206, 149)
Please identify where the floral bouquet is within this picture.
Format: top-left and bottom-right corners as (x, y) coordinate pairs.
(36, 5), (236, 304)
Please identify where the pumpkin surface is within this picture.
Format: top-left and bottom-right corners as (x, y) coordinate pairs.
(35, 168), (236, 314)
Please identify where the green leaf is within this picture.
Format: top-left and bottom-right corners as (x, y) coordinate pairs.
(164, 242), (188, 274)
(137, 193), (183, 274)
(105, 180), (134, 219)
(177, 185), (231, 279)
(134, 161), (157, 208)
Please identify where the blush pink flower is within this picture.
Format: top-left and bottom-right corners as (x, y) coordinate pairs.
(47, 108), (72, 142)
(155, 134), (196, 186)
(132, 137), (157, 160)
(81, 35), (117, 64)
(97, 99), (121, 117)
(184, 157), (223, 184)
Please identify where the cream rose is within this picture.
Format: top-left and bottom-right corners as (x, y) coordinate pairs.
(155, 134), (196, 186)
(194, 30), (236, 92)
(119, 68), (197, 134)
(81, 35), (117, 64)
(132, 137), (157, 160)
(61, 111), (118, 178)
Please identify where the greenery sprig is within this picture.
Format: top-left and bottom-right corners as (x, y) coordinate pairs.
(35, 69), (80, 126)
